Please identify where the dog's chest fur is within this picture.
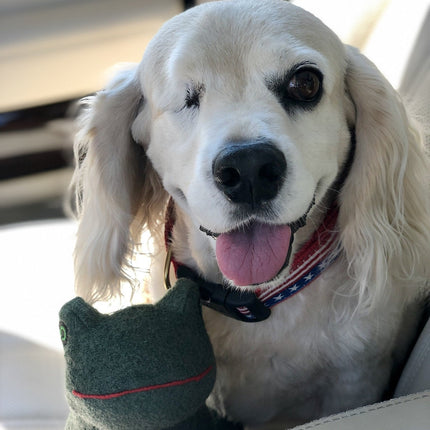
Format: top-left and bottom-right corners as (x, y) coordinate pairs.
(202, 262), (402, 428)
(165, 214), (409, 429)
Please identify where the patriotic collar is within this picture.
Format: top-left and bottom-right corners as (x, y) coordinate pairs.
(164, 201), (340, 323)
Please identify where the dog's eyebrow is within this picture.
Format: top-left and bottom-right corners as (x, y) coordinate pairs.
(266, 60), (319, 82)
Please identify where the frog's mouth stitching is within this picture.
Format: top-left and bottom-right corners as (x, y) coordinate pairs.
(72, 365), (214, 400)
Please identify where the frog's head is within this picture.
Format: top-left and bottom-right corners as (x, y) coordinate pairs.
(59, 279), (215, 430)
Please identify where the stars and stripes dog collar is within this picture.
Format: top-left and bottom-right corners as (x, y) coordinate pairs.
(237, 207), (339, 320)
(164, 202), (340, 323)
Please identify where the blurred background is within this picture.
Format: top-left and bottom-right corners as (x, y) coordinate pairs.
(0, 0), (428, 429)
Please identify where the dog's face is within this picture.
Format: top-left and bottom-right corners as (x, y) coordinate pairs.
(132, 1), (352, 286)
(73, 0), (430, 304)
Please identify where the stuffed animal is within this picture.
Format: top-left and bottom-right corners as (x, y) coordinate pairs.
(59, 278), (242, 429)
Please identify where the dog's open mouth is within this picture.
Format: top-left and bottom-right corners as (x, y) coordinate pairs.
(217, 222), (292, 286)
(198, 197), (315, 286)
(201, 222), (293, 286)
(199, 198), (315, 286)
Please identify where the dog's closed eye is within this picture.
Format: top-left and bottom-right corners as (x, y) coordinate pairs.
(184, 83), (205, 109)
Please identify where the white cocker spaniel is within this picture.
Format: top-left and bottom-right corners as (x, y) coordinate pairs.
(70, 1), (430, 428)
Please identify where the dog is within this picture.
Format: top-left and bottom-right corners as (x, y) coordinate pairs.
(70, 1), (430, 428)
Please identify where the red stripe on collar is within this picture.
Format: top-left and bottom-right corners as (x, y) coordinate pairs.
(257, 206), (339, 300)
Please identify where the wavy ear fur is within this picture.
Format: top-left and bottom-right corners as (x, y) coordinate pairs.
(340, 46), (430, 311)
(71, 66), (166, 303)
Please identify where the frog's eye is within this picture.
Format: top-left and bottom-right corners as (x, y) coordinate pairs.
(59, 321), (68, 346)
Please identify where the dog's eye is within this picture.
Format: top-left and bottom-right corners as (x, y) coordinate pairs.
(287, 69), (322, 102)
(267, 66), (323, 114)
(184, 83), (204, 109)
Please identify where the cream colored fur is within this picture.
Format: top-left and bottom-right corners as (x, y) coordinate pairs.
(70, 1), (430, 428)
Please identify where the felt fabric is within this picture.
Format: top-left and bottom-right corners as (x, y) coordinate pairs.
(59, 279), (242, 429)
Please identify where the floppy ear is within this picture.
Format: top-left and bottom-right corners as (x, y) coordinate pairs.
(339, 46), (430, 311)
(71, 66), (167, 303)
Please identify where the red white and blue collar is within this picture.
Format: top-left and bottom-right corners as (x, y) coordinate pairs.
(164, 202), (340, 323)
(237, 207), (339, 320)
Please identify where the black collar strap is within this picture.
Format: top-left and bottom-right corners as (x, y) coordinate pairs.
(176, 264), (272, 322)
(163, 200), (271, 322)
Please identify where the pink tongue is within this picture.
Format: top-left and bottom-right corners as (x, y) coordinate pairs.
(216, 222), (292, 286)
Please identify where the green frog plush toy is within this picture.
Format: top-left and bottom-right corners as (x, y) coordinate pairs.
(59, 278), (242, 430)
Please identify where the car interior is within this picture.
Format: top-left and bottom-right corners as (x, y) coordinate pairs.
(0, 1), (428, 429)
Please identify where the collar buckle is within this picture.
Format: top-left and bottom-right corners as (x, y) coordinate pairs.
(165, 248), (270, 322)
(177, 265), (271, 323)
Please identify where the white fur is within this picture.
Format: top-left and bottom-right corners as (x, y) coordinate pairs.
(70, 1), (430, 428)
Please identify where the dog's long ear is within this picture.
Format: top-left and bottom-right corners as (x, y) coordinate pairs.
(340, 46), (430, 311)
(70, 66), (166, 303)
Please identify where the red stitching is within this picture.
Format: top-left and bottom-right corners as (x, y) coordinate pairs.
(72, 365), (214, 400)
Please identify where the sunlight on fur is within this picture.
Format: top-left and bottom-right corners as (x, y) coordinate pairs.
(68, 1), (430, 428)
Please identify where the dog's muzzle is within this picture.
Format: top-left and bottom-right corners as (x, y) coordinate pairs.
(212, 141), (286, 209)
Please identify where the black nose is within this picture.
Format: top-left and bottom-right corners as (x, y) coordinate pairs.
(212, 141), (286, 208)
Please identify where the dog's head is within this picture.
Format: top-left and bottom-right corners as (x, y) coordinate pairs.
(72, 0), (430, 307)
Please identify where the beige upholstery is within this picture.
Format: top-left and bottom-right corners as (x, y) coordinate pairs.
(1, 1), (429, 429)
(292, 391), (430, 430)
(395, 316), (430, 398)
